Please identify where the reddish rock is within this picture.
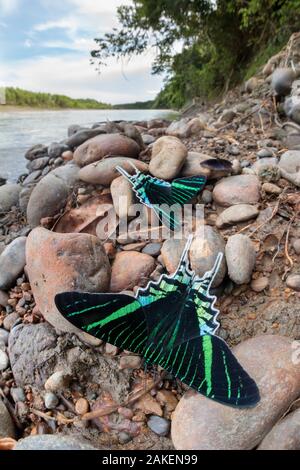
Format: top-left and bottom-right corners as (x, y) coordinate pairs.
(213, 175), (261, 207)
(171, 335), (300, 450)
(26, 228), (111, 334)
(74, 134), (140, 167)
(110, 251), (156, 292)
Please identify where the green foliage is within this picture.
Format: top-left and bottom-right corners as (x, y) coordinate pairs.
(5, 87), (112, 109)
(113, 100), (155, 109)
(92, 0), (300, 109)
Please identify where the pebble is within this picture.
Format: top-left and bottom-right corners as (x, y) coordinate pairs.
(110, 251), (156, 292)
(257, 148), (274, 158)
(150, 136), (188, 179)
(44, 392), (59, 410)
(216, 204), (259, 228)
(75, 398), (90, 415)
(228, 145), (240, 156)
(292, 239), (300, 254)
(286, 274), (300, 292)
(105, 343), (119, 356)
(0, 237), (27, 290)
(147, 416), (170, 437)
(142, 243), (162, 257)
(213, 175), (261, 207)
(0, 350), (9, 371)
(0, 183), (21, 212)
(251, 277), (269, 292)
(142, 134), (156, 145)
(171, 335), (300, 450)
(0, 329), (9, 345)
(119, 355), (142, 370)
(10, 387), (26, 403)
(3, 312), (20, 331)
(201, 189), (213, 204)
(258, 408), (300, 450)
(118, 432), (132, 444)
(45, 371), (70, 392)
(225, 234), (256, 284)
(278, 150), (300, 174)
(262, 182), (282, 194)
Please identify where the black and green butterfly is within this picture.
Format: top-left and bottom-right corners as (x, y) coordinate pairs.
(116, 164), (206, 231)
(55, 237), (260, 408)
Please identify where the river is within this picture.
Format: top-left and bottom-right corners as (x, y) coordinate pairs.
(0, 108), (176, 182)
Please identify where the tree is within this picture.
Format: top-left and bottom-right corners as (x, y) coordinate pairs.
(91, 0), (300, 108)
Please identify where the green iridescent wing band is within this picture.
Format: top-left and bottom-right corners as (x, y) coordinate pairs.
(55, 292), (148, 354)
(116, 165), (206, 231)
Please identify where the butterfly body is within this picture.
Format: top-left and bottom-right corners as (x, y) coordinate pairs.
(116, 165), (206, 230)
(55, 238), (260, 408)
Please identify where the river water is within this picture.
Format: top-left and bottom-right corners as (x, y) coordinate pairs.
(0, 108), (175, 182)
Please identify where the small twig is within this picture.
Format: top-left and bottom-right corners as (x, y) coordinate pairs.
(31, 408), (56, 421)
(284, 214), (297, 272)
(57, 393), (76, 413)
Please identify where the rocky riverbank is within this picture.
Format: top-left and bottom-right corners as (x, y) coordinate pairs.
(0, 33), (300, 451)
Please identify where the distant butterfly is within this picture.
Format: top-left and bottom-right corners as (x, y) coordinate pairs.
(116, 164), (206, 231)
(55, 237), (260, 408)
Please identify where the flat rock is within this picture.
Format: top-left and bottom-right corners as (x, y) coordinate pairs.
(26, 228), (111, 334)
(74, 134), (140, 167)
(25, 144), (48, 161)
(79, 157), (148, 186)
(14, 435), (98, 450)
(225, 234), (256, 284)
(171, 335), (300, 450)
(0, 237), (27, 290)
(213, 175), (261, 207)
(48, 142), (69, 159)
(27, 164), (79, 227)
(0, 397), (15, 438)
(0, 184), (21, 212)
(216, 204), (259, 228)
(27, 156), (49, 172)
(110, 251), (156, 292)
(278, 150), (300, 173)
(149, 136), (187, 179)
(258, 408), (300, 450)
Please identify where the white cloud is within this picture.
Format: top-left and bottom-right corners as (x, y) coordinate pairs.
(0, 0), (19, 16)
(0, 53), (163, 104)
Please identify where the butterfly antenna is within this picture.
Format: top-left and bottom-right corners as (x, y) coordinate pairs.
(116, 165), (135, 182)
(203, 252), (224, 288)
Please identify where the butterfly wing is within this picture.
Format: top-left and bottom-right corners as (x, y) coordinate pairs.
(137, 237), (202, 348)
(143, 334), (260, 407)
(171, 176), (206, 204)
(55, 292), (147, 354)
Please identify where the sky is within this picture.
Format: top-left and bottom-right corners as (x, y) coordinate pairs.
(0, 0), (164, 104)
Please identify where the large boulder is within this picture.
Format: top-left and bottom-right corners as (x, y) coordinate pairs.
(0, 184), (21, 212)
(79, 157), (148, 186)
(26, 228), (111, 334)
(213, 175), (261, 207)
(74, 134), (140, 167)
(171, 335), (300, 450)
(149, 136), (188, 179)
(0, 237), (27, 290)
(26, 164), (79, 227)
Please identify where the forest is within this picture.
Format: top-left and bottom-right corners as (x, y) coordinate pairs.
(91, 0), (300, 109)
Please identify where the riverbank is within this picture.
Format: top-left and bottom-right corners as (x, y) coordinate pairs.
(0, 37), (300, 451)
